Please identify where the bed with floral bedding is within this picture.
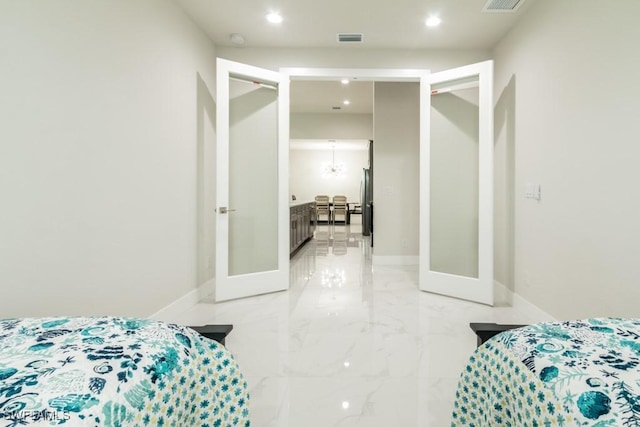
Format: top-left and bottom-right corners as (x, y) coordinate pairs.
(452, 318), (640, 426)
(0, 317), (249, 426)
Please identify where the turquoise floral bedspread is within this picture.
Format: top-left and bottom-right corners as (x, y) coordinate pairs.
(452, 318), (640, 426)
(0, 317), (250, 426)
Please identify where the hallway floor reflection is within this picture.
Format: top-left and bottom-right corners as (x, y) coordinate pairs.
(167, 217), (548, 426)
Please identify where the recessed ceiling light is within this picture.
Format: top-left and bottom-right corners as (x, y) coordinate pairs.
(341, 78), (349, 85)
(266, 12), (283, 24)
(425, 16), (442, 27)
(343, 100), (350, 105)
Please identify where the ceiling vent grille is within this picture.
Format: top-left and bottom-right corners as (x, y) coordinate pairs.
(482, 0), (525, 12)
(337, 33), (363, 43)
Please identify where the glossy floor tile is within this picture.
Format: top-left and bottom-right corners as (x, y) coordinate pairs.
(167, 221), (549, 426)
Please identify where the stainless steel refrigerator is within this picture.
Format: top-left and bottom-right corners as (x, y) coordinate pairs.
(361, 167), (373, 237)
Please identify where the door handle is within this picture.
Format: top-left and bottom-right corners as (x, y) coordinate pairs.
(217, 207), (236, 214)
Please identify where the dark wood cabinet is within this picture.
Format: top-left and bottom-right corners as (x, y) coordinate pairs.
(290, 202), (315, 257)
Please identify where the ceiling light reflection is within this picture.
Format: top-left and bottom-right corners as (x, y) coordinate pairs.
(425, 16), (442, 27)
(321, 269), (346, 288)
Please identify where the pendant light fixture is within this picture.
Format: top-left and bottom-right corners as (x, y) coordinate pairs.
(322, 144), (345, 178)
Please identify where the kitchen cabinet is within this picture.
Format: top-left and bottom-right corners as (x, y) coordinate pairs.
(290, 202), (315, 256)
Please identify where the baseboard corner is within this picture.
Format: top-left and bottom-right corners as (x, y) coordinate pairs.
(149, 279), (214, 322)
(494, 280), (556, 322)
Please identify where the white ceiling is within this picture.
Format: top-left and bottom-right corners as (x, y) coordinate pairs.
(174, 0), (531, 50)
(291, 81), (373, 114)
(174, 0), (531, 114)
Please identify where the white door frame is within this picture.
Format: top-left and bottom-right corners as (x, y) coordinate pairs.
(282, 67), (428, 82)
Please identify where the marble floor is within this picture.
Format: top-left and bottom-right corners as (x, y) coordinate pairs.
(168, 220), (549, 426)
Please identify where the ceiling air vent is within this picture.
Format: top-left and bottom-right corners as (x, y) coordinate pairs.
(337, 33), (363, 43)
(482, 0), (525, 12)
(332, 106), (342, 110)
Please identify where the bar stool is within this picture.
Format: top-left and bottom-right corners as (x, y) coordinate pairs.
(332, 195), (348, 224)
(314, 195), (331, 223)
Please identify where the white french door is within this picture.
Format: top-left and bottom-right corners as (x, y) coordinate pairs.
(215, 58), (290, 301)
(419, 60), (494, 305)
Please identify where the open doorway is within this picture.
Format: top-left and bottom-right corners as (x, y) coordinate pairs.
(288, 79), (372, 212)
(288, 79), (373, 257)
(286, 70), (424, 261)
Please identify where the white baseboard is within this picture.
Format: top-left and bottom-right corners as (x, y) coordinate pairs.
(494, 281), (556, 322)
(149, 279), (214, 322)
(372, 255), (419, 266)
(198, 277), (215, 300)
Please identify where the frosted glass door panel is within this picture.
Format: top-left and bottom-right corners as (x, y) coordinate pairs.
(430, 78), (480, 278)
(228, 77), (278, 276)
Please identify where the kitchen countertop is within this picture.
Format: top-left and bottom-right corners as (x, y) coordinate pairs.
(290, 200), (314, 207)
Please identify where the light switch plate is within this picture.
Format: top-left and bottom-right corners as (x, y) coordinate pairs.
(525, 183), (541, 200)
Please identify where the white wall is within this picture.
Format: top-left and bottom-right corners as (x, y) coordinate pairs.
(291, 113), (373, 140)
(290, 111), (372, 202)
(290, 148), (369, 203)
(0, 0), (217, 317)
(493, 0), (640, 318)
(373, 83), (420, 257)
(196, 72), (217, 300)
